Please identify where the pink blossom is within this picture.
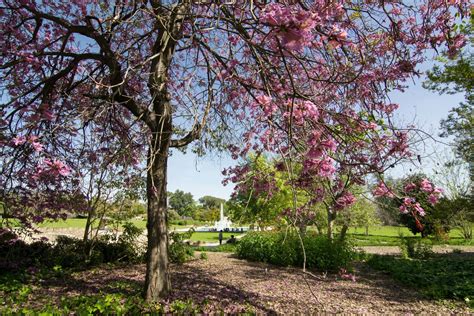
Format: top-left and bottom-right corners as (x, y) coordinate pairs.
(420, 178), (433, 192)
(31, 141), (44, 152)
(428, 194), (439, 205)
(335, 191), (356, 209)
(318, 157), (336, 177)
(321, 139), (337, 152)
(373, 182), (394, 198)
(413, 203), (425, 216)
(339, 268), (356, 282)
(399, 204), (409, 214)
(45, 159), (71, 177)
(256, 95), (272, 106)
(404, 182), (417, 192)
(13, 135), (27, 146)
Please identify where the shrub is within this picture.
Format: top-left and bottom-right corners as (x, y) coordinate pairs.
(0, 223), (145, 273)
(399, 236), (433, 259)
(169, 229), (195, 264)
(200, 252), (208, 260)
(236, 231), (356, 271)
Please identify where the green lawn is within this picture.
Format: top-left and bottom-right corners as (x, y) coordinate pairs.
(37, 218), (91, 229)
(345, 225), (473, 246)
(187, 231), (244, 243)
(36, 218), (188, 230)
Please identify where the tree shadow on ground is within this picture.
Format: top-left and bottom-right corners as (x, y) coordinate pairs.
(169, 264), (278, 314)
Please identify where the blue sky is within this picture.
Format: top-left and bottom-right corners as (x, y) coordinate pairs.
(168, 71), (464, 201)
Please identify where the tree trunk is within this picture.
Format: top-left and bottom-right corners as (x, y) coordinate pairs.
(83, 208), (93, 242)
(339, 224), (349, 241)
(327, 207), (335, 240)
(365, 225), (369, 236)
(144, 127), (172, 301)
(299, 223), (307, 237)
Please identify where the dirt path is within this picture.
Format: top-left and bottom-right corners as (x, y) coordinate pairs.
(24, 252), (471, 314)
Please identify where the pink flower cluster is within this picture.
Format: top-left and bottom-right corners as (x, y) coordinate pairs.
(12, 135), (44, 152)
(418, 179), (443, 205)
(44, 159), (71, 177)
(335, 191), (356, 210)
(399, 198), (425, 216)
(261, 4), (319, 51)
(303, 156), (336, 178)
(373, 182), (395, 198)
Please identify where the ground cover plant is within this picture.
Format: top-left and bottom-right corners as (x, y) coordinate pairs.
(367, 252), (474, 308)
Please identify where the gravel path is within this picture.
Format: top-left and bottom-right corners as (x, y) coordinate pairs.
(24, 252), (471, 314)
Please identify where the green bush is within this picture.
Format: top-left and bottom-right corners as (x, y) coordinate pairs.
(236, 231), (356, 271)
(169, 229), (195, 264)
(0, 223), (145, 273)
(399, 237), (433, 259)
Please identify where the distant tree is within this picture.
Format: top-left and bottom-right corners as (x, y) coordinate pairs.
(337, 196), (379, 237)
(193, 207), (220, 223)
(198, 196), (225, 211)
(374, 178), (404, 225)
(168, 190), (195, 217)
(227, 156), (290, 230)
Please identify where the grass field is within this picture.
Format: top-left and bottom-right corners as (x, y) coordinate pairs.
(36, 218), (183, 230)
(345, 225), (473, 246)
(187, 231), (244, 243)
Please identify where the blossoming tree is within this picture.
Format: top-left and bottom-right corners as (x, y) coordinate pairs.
(0, 0), (469, 301)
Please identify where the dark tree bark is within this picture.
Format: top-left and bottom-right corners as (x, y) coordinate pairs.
(339, 224), (349, 241)
(144, 115), (172, 301)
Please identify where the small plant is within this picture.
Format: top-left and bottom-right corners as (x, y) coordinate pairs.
(458, 220), (473, 240)
(199, 252), (208, 260)
(169, 229), (195, 264)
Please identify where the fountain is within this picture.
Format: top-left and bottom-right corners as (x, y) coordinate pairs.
(213, 203), (232, 231)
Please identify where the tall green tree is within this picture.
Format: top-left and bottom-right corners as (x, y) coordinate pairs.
(168, 190), (196, 217)
(424, 16), (473, 183)
(198, 196), (226, 211)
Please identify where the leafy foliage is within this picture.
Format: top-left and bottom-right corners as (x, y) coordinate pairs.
(236, 231), (357, 272)
(0, 222), (144, 272)
(399, 236), (434, 259)
(169, 229), (195, 264)
(424, 16), (473, 181)
(368, 254), (474, 307)
(169, 190), (196, 217)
